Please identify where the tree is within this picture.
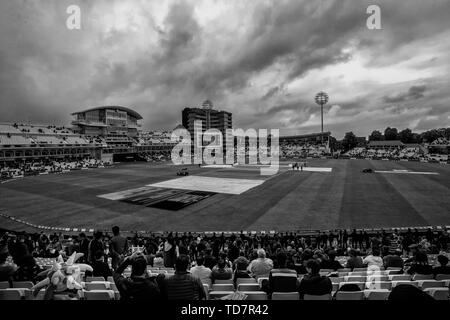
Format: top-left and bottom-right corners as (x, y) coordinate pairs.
(342, 132), (358, 151)
(369, 130), (383, 141)
(421, 129), (441, 143)
(384, 127), (399, 140)
(398, 128), (413, 143)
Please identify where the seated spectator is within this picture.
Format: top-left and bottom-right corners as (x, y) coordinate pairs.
(0, 246), (17, 284)
(388, 284), (435, 301)
(268, 251), (298, 294)
(433, 255), (450, 277)
(233, 256), (251, 288)
(363, 247), (383, 270)
(247, 249), (273, 280)
(320, 250), (343, 271)
(211, 259), (232, 283)
(13, 254), (41, 282)
(383, 248), (404, 270)
(203, 249), (217, 270)
(189, 256), (212, 288)
(153, 252), (164, 268)
(346, 249), (364, 270)
(92, 250), (112, 280)
(160, 254), (206, 300)
(113, 251), (161, 300)
(406, 251), (433, 275)
(298, 259), (332, 299)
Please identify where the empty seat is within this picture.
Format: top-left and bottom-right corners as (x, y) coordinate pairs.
(389, 275), (411, 281)
(12, 281), (34, 289)
(335, 291), (364, 300)
(243, 291), (268, 300)
(424, 288), (449, 300)
(339, 282), (365, 291)
(209, 291), (234, 299)
(331, 277), (344, 284)
(0, 289), (23, 300)
(435, 274), (450, 281)
(337, 268), (351, 272)
(349, 271), (367, 276)
(412, 274), (434, 281)
(303, 293), (331, 300)
(236, 278), (257, 285)
(238, 283), (260, 292)
(85, 282), (110, 291)
(214, 279), (233, 285)
(83, 290), (115, 300)
(271, 292), (299, 300)
(0, 282), (10, 289)
(212, 284), (234, 292)
(345, 276), (366, 282)
(353, 268), (368, 272)
(85, 276), (106, 282)
(391, 281), (418, 288)
(419, 280), (445, 290)
(364, 289), (390, 300)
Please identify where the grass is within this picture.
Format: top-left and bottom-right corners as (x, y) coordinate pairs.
(0, 159), (449, 233)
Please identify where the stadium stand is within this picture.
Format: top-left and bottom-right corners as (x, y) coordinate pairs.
(0, 225), (449, 300)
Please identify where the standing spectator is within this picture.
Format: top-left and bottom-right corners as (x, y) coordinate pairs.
(163, 236), (176, 268)
(211, 259), (233, 283)
(109, 226), (128, 270)
(247, 249), (273, 280)
(189, 256), (212, 288)
(0, 246), (17, 284)
(78, 233), (89, 263)
(92, 250), (112, 280)
(113, 252), (161, 300)
(298, 259), (332, 299)
(88, 231), (104, 265)
(160, 254), (206, 300)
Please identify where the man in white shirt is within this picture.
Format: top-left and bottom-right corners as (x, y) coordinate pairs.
(247, 249), (273, 280)
(189, 255), (212, 288)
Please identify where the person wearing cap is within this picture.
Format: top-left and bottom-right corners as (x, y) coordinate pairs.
(113, 251), (161, 300)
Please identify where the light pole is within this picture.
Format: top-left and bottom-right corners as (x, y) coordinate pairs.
(314, 91), (329, 144)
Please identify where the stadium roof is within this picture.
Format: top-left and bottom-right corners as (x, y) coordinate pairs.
(71, 106), (143, 120)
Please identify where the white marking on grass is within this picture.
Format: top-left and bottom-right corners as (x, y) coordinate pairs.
(375, 170), (438, 175)
(289, 167), (332, 172)
(148, 175), (265, 195)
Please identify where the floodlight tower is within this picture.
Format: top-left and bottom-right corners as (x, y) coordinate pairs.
(314, 91), (329, 143)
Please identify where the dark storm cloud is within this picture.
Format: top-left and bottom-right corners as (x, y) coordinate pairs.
(383, 85), (427, 103)
(0, 0), (449, 134)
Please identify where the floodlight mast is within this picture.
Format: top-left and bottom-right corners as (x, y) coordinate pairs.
(314, 92), (329, 144)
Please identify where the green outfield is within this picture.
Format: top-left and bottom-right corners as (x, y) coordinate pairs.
(1, 159), (449, 233)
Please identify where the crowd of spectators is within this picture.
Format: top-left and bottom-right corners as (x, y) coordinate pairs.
(0, 158), (112, 180)
(1, 225), (449, 300)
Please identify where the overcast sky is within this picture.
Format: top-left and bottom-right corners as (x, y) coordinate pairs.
(0, 0), (449, 138)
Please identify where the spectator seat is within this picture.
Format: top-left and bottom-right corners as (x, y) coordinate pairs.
(391, 281), (418, 288)
(236, 278), (257, 285)
(335, 291), (364, 300)
(212, 284), (234, 291)
(271, 292), (299, 300)
(423, 288), (449, 300)
(12, 281), (34, 289)
(238, 283), (260, 292)
(435, 274), (450, 281)
(303, 293), (331, 300)
(389, 275), (411, 281)
(364, 289), (390, 300)
(0, 289), (23, 300)
(82, 290), (115, 300)
(412, 274), (434, 281)
(419, 280), (445, 290)
(242, 291), (268, 300)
